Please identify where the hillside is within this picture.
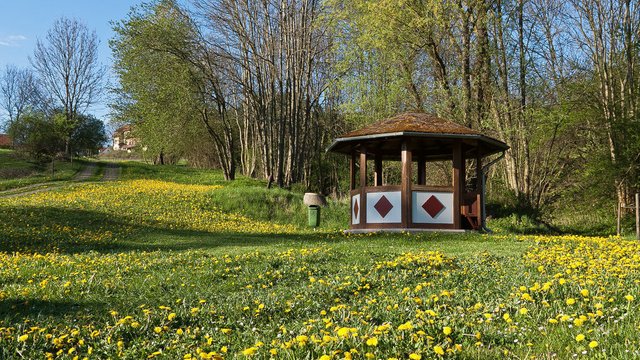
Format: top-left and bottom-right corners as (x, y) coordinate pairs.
(0, 149), (83, 191)
(0, 161), (638, 359)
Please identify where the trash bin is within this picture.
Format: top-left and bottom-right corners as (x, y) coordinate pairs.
(308, 205), (320, 227)
(303, 193), (326, 228)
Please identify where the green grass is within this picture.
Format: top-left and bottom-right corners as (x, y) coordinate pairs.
(117, 161), (349, 229)
(0, 149), (84, 191)
(0, 161), (638, 359)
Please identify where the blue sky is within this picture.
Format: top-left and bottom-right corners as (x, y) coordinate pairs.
(0, 1), (141, 121)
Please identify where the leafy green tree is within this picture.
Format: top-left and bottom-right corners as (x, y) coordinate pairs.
(8, 112), (65, 160)
(71, 113), (108, 156)
(110, 1), (226, 172)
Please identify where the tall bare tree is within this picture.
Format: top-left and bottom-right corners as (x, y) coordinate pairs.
(31, 17), (105, 155)
(568, 0), (640, 207)
(197, 0), (334, 186)
(0, 65), (41, 129)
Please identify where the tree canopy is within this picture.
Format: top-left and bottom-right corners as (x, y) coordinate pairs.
(109, 0), (640, 224)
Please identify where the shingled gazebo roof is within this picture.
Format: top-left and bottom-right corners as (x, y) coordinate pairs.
(327, 112), (508, 160)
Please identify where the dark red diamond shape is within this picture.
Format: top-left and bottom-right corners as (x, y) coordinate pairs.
(353, 199), (359, 218)
(374, 195), (394, 218)
(422, 195), (445, 218)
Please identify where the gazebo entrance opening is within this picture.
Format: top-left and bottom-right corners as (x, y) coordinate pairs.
(328, 112), (508, 233)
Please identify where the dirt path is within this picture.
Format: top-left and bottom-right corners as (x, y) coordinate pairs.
(0, 162), (121, 198)
(0, 183), (65, 199)
(74, 163), (97, 181)
(102, 163), (121, 181)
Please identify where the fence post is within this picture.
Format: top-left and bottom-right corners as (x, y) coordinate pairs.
(636, 193), (639, 240)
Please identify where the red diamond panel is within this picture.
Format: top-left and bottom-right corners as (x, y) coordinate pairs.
(374, 195), (394, 218)
(353, 199), (359, 218)
(422, 195), (445, 218)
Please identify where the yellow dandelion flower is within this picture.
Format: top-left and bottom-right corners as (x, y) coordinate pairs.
(296, 335), (308, 345)
(589, 341), (598, 349)
(566, 298), (576, 305)
(443, 327), (452, 335)
(519, 308), (528, 315)
(576, 334), (585, 342)
(242, 347), (258, 356)
(433, 346), (445, 355)
(337, 327), (351, 338)
(366, 337), (378, 346)
(409, 354), (421, 360)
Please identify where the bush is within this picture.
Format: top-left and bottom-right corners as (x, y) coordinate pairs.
(8, 112), (65, 160)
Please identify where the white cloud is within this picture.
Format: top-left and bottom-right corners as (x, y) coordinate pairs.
(0, 35), (27, 47)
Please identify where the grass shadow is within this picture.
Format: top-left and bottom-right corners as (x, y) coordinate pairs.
(0, 298), (106, 319)
(0, 204), (338, 254)
(0, 202), (531, 256)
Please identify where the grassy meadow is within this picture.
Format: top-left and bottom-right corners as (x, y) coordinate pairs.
(1, 159), (639, 359)
(0, 149), (85, 192)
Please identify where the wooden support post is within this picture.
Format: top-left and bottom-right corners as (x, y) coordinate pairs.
(349, 152), (357, 190)
(417, 156), (426, 185)
(476, 150), (482, 191)
(636, 193), (639, 240)
(401, 142), (412, 228)
(360, 150), (367, 226)
(374, 154), (383, 186)
(452, 143), (464, 229)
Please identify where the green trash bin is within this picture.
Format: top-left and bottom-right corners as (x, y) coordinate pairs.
(308, 205), (320, 227)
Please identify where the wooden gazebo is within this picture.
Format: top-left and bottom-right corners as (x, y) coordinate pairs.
(328, 112), (509, 232)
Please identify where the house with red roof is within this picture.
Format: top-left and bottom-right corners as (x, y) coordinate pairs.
(0, 134), (12, 149)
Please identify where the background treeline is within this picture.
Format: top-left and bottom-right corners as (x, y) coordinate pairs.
(111, 0), (640, 230)
(112, 0), (344, 190)
(1, 18), (108, 161)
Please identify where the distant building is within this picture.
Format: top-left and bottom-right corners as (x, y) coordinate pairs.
(112, 125), (138, 152)
(0, 134), (12, 149)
